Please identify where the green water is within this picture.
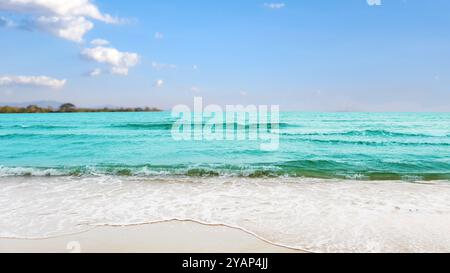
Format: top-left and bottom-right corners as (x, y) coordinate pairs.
(1, 112), (449, 181)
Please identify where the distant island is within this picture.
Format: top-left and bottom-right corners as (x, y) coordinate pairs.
(0, 103), (162, 114)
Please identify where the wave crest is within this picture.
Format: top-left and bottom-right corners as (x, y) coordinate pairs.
(1, 161), (450, 181)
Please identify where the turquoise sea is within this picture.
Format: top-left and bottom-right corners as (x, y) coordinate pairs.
(1, 112), (450, 181)
(1, 112), (450, 252)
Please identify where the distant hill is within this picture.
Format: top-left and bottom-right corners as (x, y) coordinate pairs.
(0, 102), (162, 113)
(0, 101), (63, 109)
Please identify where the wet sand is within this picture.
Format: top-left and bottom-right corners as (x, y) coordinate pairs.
(0, 220), (305, 253)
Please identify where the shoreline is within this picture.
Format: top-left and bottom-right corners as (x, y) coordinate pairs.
(1, 176), (450, 252)
(0, 220), (305, 253)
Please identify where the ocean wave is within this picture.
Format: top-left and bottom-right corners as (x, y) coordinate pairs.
(110, 122), (295, 130)
(288, 138), (450, 147)
(1, 162), (449, 181)
(19, 125), (74, 129)
(0, 166), (64, 177)
(0, 124), (75, 130)
(110, 123), (174, 130)
(282, 129), (448, 138)
(0, 133), (113, 140)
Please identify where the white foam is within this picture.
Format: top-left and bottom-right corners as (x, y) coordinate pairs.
(0, 166), (63, 177)
(1, 176), (450, 252)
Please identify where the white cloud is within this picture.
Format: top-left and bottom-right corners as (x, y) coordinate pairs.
(151, 62), (177, 71)
(34, 15), (93, 42)
(192, 65), (198, 70)
(0, 0), (118, 23)
(0, 75), (66, 89)
(367, 0), (382, 6)
(81, 46), (140, 76)
(87, 68), (102, 77)
(0, 0), (119, 42)
(264, 3), (285, 9)
(90, 38), (109, 46)
(154, 32), (163, 40)
(154, 79), (164, 88)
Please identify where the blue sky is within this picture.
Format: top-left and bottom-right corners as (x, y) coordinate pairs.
(0, 0), (449, 111)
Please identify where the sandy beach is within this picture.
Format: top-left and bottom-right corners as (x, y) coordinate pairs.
(0, 220), (304, 253)
(2, 176), (450, 253)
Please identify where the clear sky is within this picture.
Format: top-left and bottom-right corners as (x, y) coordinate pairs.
(0, 0), (449, 111)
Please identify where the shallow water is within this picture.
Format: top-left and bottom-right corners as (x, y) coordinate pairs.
(1, 112), (450, 180)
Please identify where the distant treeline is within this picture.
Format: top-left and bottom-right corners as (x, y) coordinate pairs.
(0, 103), (162, 113)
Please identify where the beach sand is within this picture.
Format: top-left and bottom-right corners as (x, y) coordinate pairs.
(0, 220), (304, 253)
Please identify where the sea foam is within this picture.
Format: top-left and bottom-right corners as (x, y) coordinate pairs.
(1, 176), (450, 253)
